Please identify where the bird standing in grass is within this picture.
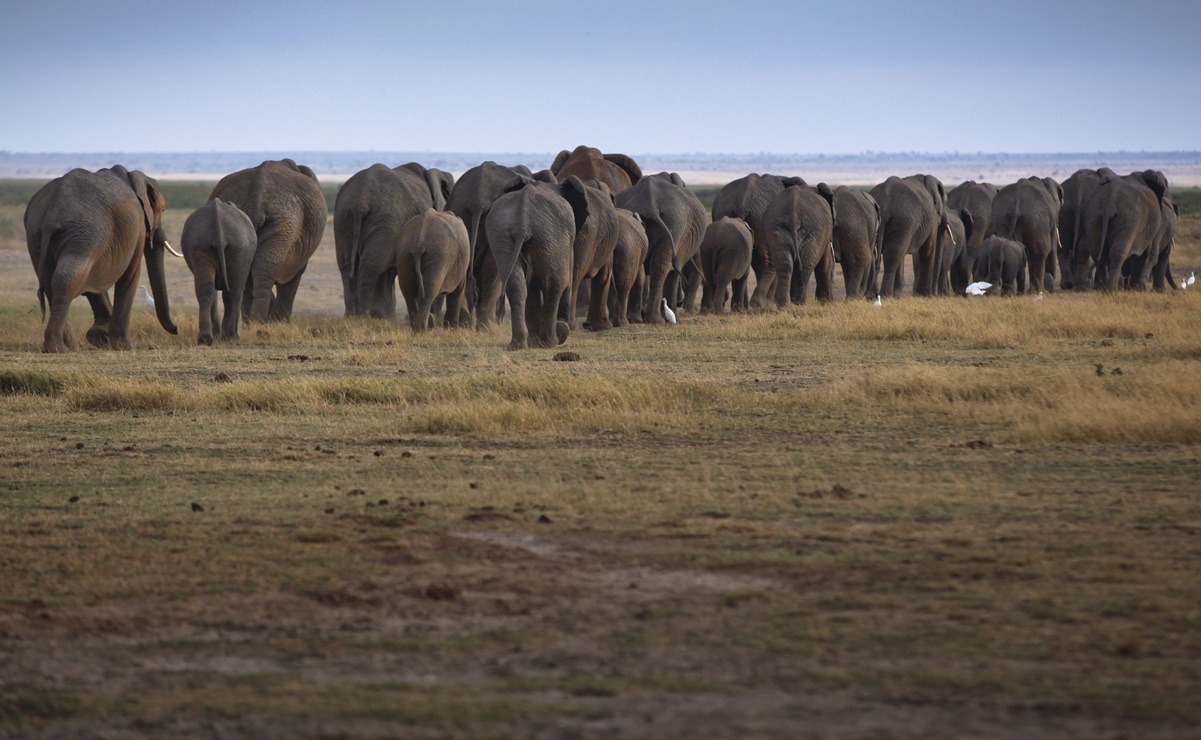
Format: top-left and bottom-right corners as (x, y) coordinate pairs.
(873, 295), (882, 307)
(140, 285), (154, 308)
(661, 297), (677, 324)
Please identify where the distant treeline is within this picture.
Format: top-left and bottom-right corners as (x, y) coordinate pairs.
(2, 179), (1199, 220)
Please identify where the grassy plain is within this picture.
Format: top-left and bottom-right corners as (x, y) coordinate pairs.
(0, 185), (1200, 737)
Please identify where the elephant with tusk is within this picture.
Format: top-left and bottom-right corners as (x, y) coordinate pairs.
(25, 165), (178, 352)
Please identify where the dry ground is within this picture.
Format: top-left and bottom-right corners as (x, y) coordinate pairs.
(1, 200), (1200, 738)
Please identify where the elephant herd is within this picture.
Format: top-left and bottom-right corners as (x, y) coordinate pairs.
(22, 148), (1182, 354)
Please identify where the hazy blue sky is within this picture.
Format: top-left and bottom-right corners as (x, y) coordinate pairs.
(1, 0), (1197, 154)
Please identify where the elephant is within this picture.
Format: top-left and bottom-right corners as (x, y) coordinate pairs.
(945, 181), (997, 293)
(711, 173), (794, 308)
(698, 216), (753, 313)
(831, 187), (882, 300)
(614, 173), (707, 324)
(1056, 168), (1114, 289)
(486, 176), (590, 349)
(991, 176), (1063, 295)
(395, 209), (470, 333)
(24, 166), (178, 353)
(180, 198), (257, 345)
(934, 208), (973, 297)
(208, 159), (327, 323)
(446, 161), (534, 326)
(1147, 194), (1179, 292)
(975, 236), (1027, 296)
(870, 174), (947, 298)
(550, 145), (643, 193)
(607, 208), (649, 327)
(760, 182), (837, 306)
(334, 163), (455, 318)
(567, 180), (620, 332)
(1074, 170), (1169, 291)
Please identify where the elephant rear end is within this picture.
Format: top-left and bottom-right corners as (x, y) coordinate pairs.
(832, 188), (881, 301)
(396, 209), (471, 333)
(699, 216), (753, 313)
(182, 199), (256, 345)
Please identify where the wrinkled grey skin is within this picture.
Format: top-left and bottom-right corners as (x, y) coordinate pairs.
(446, 161), (533, 327)
(870, 174), (947, 297)
(760, 182), (837, 306)
(945, 181), (997, 293)
(1056, 169), (1113, 289)
(991, 176), (1063, 294)
(976, 236), (1028, 296)
(934, 209), (973, 297)
(486, 177), (590, 350)
(334, 163), (455, 318)
(831, 187), (882, 300)
(710, 173), (794, 308)
(1145, 193), (1179, 291)
(1075, 170), (1170, 291)
(569, 181), (620, 332)
(181, 199), (256, 345)
(608, 209), (648, 327)
(208, 159), (327, 323)
(615, 173), (707, 324)
(699, 216), (753, 313)
(550, 145), (642, 193)
(395, 209), (470, 333)
(25, 166), (177, 353)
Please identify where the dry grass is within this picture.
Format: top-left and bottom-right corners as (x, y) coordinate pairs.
(3, 202), (1201, 736)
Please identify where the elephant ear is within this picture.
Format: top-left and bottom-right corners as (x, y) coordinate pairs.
(501, 175), (533, 195)
(532, 169), (558, 184)
(125, 169), (163, 241)
(960, 209), (974, 245)
(558, 176), (591, 237)
(780, 176), (806, 189)
(924, 175), (946, 216)
(1139, 170), (1169, 206)
(668, 172), (686, 188)
(512, 164), (533, 177)
(429, 169), (454, 210)
(816, 182), (836, 222)
(550, 150), (571, 175)
(603, 153), (643, 185)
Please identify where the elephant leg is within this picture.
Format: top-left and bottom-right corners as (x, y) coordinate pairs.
(879, 249), (903, 299)
(221, 287), (241, 342)
(627, 269), (646, 324)
(270, 265), (306, 322)
(477, 250), (506, 329)
(83, 291), (113, 347)
(41, 282), (78, 353)
(644, 266), (668, 324)
(505, 264), (529, 350)
(543, 280), (570, 347)
(103, 254), (141, 350)
(341, 267), (358, 316)
(195, 270), (218, 346)
(444, 286), (466, 329)
(772, 253), (794, 307)
(793, 264), (814, 305)
(749, 247), (775, 308)
(585, 264), (614, 331)
(246, 266), (276, 323)
(731, 274), (750, 312)
(815, 251), (835, 303)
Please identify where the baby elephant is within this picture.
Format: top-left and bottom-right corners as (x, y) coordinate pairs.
(699, 216), (753, 313)
(396, 209), (470, 332)
(976, 236), (1028, 296)
(181, 198), (256, 345)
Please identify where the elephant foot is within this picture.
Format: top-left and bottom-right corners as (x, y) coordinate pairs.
(85, 326), (110, 348)
(555, 321), (570, 346)
(104, 337), (132, 351)
(582, 318), (613, 332)
(506, 338), (528, 351)
(42, 341), (72, 354)
(197, 333), (214, 346)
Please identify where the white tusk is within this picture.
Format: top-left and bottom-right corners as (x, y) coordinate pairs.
(945, 223), (956, 246)
(163, 240), (184, 258)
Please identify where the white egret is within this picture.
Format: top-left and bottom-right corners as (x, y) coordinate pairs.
(965, 281), (992, 296)
(873, 295), (882, 307)
(661, 298), (677, 324)
(140, 285), (155, 308)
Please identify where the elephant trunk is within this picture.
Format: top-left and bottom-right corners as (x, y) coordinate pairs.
(145, 226), (178, 335)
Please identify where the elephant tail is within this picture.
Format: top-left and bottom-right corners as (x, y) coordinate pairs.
(996, 205), (1019, 241)
(642, 212), (680, 274)
(348, 210), (366, 300)
(36, 226), (59, 322)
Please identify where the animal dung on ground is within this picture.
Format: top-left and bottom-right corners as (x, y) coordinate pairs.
(191, 502), (204, 512)
(213, 372), (232, 383)
(553, 351), (581, 362)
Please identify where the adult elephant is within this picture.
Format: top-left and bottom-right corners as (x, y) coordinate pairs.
(1147, 193), (1179, 292)
(334, 163), (455, 318)
(25, 166), (178, 353)
(568, 180), (620, 331)
(486, 176), (590, 349)
(934, 208), (972, 296)
(446, 161), (534, 326)
(760, 182), (837, 306)
(1077, 170), (1169, 291)
(945, 181), (996, 293)
(870, 174), (947, 297)
(608, 208), (648, 327)
(1056, 168), (1116, 290)
(209, 159), (327, 323)
(711, 173), (793, 308)
(831, 187), (882, 300)
(550, 145), (642, 193)
(991, 176), (1063, 294)
(615, 173), (707, 324)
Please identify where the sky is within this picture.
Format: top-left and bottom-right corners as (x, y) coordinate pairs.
(1, 0), (1198, 155)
